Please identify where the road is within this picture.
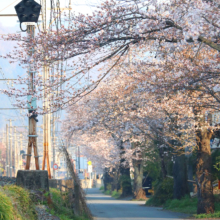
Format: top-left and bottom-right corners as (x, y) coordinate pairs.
(86, 188), (191, 220)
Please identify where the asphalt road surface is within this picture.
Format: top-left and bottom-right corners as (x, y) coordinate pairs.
(86, 188), (191, 220)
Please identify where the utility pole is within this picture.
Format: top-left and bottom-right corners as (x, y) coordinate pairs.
(6, 124), (9, 177)
(19, 134), (22, 170)
(41, 0), (52, 179)
(9, 121), (12, 177)
(25, 25), (39, 171)
(6, 119), (14, 177)
(52, 116), (56, 178)
(14, 127), (18, 177)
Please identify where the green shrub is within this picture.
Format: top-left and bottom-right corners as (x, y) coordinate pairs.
(104, 190), (111, 195)
(146, 178), (174, 206)
(119, 175), (131, 189)
(111, 190), (121, 199)
(99, 186), (104, 191)
(106, 184), (111, 191)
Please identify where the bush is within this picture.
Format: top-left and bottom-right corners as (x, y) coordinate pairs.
(104, 190), (111, 195)
(146, 178), (174, 206)
(99, 186), (104, 191)
(111, 190), (121, 199)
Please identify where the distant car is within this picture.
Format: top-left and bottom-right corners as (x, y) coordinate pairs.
(143, 176), (152, 195)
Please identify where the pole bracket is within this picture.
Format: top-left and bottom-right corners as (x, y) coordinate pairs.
(23, 154), (32, 156)
(28, 135), (38, 137)
(34, 156), (42, 158)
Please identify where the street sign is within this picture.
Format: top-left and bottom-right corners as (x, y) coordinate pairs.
(53, 163), (58, 170)
(88, 161), (92, 165)
(88, 165), (92, 173)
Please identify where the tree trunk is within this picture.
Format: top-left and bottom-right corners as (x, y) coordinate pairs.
(194, 108), (214, 214)
(159, 147), (167, 179)
(119, 141), (132, 197)
(111, 168), (119, 191)
(133, 158), (146, 199)
(173, 153), (189, 199)
(186, 150), (194, 193)
(103, 168), (112, 192)
(132, 142), (146, 200)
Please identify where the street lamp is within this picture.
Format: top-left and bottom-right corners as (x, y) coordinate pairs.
(15, 0), (41, 31)
(14, 0), (42, 171)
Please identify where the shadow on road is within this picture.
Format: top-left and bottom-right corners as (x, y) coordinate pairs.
(85, 188), (191, 220)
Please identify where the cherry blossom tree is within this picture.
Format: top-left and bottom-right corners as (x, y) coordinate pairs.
(0, 0), (219, 213)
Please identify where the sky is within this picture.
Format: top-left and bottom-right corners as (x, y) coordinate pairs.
(0, 0), (101, 139)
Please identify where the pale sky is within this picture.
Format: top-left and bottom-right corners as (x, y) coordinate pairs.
(0, 0), (101, 135)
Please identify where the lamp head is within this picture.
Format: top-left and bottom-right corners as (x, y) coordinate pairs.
(15, 0), (41, 23)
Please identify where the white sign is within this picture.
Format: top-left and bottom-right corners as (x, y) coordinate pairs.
(23, 22), (36, 26)
(88, 165), (93, 173)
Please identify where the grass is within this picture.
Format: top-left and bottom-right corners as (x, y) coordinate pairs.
(163, 195), (197, 214)
(147, 194), (220, 219)
(0, 185), (37, 220)
(49, 188), (75, 220)
(0, 189), (15, 220)
(49, 188), (89, 220)
(0, 185), (89, 220)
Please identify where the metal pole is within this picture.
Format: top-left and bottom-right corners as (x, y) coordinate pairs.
(25, 25), (39, 170)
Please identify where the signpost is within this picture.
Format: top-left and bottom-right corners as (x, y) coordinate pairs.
(88, 165), (93, 173)
(53, 163), (58, 170)
(88, 164), (92, 188)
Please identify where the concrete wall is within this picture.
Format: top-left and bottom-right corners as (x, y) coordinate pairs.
(16, 170), (49, 191)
